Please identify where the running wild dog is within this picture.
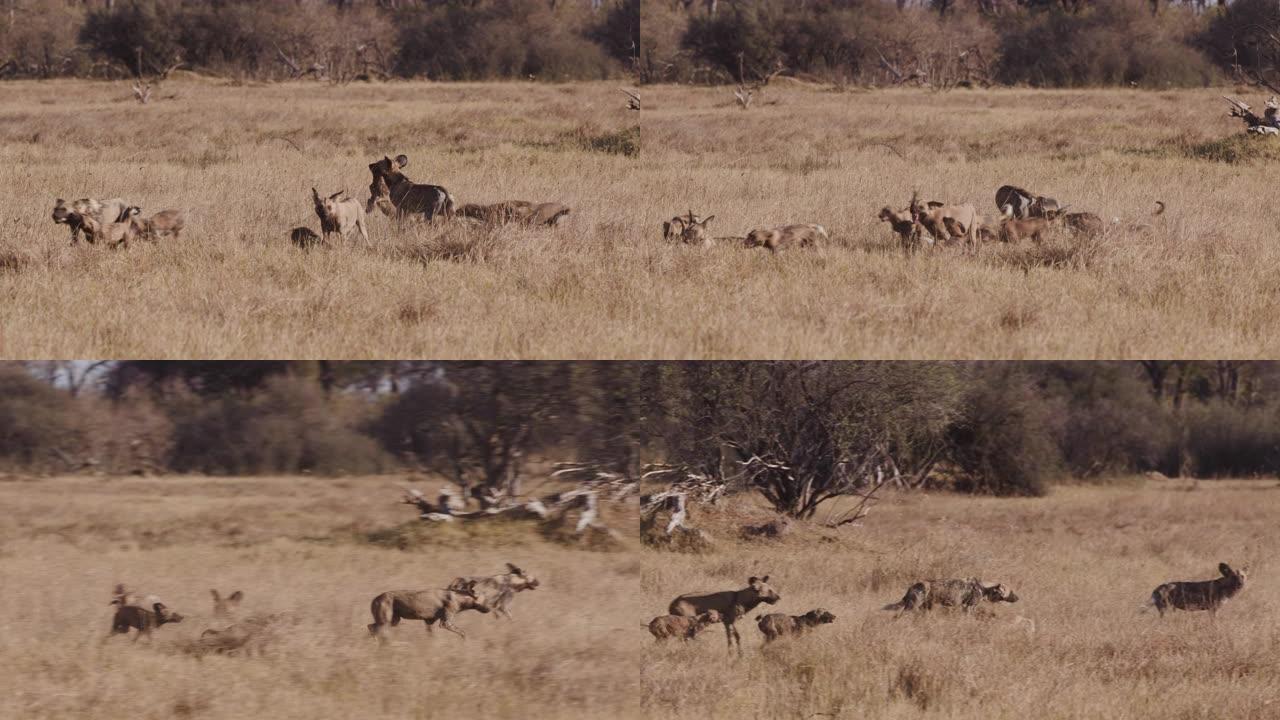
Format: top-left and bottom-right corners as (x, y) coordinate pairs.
(366, 154), (456, 221)
(668, 575), (781, 650)
(367, 581), (490, 641)
(447, 563), (540, 620)
(756, 608), (836, 643)
(883, 578), (1020, 614)
(110, 602), (184, 640)
(458, 201), (571, 227)
(312, 188), (369, 246)
(648, 609), (722, 642)
(1148, 563), (1247, 616)
(744, 224), (827, 252)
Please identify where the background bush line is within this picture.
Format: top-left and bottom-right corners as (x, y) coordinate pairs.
(0, 0), (637, 81)
(4, 361), (1280, 498)
(641, 0), (1279, 89)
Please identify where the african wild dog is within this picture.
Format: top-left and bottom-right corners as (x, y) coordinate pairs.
(366, 154), (456, 222)
(647, 609), (722, 642)
(883, 578), (1019, 615)
(110, 602), (184, 640)
(1149, 563), (1247, 616)
(669, 575), (781, 651)
(367, 581), (491, 641)
(756, 608), (836, 642)
(995, 185), (1060, 220)
(51, 197), (131, 245)
(743, 224), (827, 252)
(312, 188), (369, 246)
(447, 563), (540, 620)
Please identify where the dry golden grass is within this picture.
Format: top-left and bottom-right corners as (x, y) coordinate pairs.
(641, 479), (1280, 719)
(0, 475), (641, 720)
(643, 84), (1280, 358)
(0, 79), (638, 358)
(7, 81), (1280, 358)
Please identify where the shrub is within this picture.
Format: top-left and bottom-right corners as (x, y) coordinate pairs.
(0, 367), (85, 471)
(1182, 402), (1280, 477)
(950, 366), (1058, 496)
(167, 376), (390, 476)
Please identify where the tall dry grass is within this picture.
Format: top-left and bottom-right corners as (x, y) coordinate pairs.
(0, 475), (642, 720)
(641, 479), (1280, 719)
(4, 80), (1278, 358)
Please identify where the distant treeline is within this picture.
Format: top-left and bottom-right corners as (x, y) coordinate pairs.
(4, 362), (1280, 502)
(0, 0), (638, 81)
(641, 0), (1280, 88)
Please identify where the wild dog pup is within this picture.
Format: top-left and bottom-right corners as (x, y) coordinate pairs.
(884, 578), (1019, 614)
(756, 608), (836, 643)
(290, 226), (323, 249)
(647, 609), (722, 642)
(1149, 562), (1247, 616)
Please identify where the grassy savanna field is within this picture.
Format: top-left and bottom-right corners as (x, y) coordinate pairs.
(0, 78), (638, 358)
(643, 84), (1280, 358)
(641, 479), (1280, 719)
(5, 83), (1280, 359)
(0, 474), (641, 720)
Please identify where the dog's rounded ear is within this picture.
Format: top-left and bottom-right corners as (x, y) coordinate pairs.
(330, 191), (344, 200)
(748, 576), (759, 585)
(153, 602), (166, 613)
(702, 216), (715, 227)
(1219, 562), (1234, 576)
(395, 154), (409, 168)
(761, 575), (770, 583)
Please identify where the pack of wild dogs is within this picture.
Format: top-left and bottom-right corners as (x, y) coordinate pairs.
(664, 184), (1165, 253)
(49, 153), (571, 251)
(105, 562), (540, 652)
(647, 562), (1248, 651)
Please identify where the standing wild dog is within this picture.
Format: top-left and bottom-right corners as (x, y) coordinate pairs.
(51, 197), (131, 245)
(1148, 563), (1247, 616)
(110, 602), (184, 640)
(447, 563), (540, 620)
(756, 608), (836, 643)
(367, 581), (491, 641)
(366, 154), (456, 222)
(883, 578), (1019, 615)
(312, 188), (369, 246)
(668, 575), (781, 651)
(995, 185), (1060, 219)
(647, 609), (722, 642)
